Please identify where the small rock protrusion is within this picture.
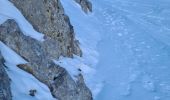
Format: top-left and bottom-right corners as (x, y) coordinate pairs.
(74, 0), (92, 13)
(78, 68), (82, 72)
(29, 89), (37, 96)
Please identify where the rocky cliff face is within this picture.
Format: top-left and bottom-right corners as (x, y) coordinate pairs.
(10, 0), (82, 57)
(0, 20), (92, 100)
(0, 52), (12, 100)
(0, 0), (92, 100)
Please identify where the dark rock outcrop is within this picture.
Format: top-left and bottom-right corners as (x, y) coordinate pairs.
(0, 52), (12, 100)
(74, 0), (92, 13)
(0, 20), (92, 100)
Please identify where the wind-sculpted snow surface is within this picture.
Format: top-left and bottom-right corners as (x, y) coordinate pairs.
(61, 0), (170, 100)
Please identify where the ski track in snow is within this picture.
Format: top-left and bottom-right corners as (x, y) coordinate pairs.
(61, 0), (170, 100)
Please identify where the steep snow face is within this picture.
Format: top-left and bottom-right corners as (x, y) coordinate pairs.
(0, 0), (44, 41)
(61, 0), (170, 100)
(60, 0), (102, 97)
(0, 42), (55, 100)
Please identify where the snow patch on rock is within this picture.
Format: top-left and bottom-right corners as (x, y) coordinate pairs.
(0, 42), (55, 100)
(0, 0), (44, 41)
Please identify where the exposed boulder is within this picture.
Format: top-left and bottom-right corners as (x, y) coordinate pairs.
(0, 52), (12, 100)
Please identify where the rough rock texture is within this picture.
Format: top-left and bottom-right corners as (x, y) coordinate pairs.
(74, 0), (92, 13)
(0, 52), (12, 100)
(0, 20), (92, 100)
(0, 0), (93, 99)
(10, 0), (82, 57)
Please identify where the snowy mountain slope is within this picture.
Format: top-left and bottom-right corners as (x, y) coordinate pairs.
(61, 0), (170, 100)
(94, 0), (170, 100)
(0, 0), (170, 100)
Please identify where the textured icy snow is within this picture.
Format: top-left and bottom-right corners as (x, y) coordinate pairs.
(61, 0), (170, 100)
(0, 42), (55, 100)
(0, 0), (44, 41)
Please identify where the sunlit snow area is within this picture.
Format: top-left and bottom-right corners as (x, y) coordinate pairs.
(0, 0), (170, 100)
